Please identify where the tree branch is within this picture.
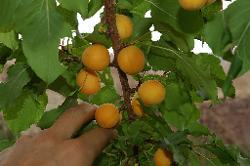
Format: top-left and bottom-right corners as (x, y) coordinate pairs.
(104, 0), (135, 120)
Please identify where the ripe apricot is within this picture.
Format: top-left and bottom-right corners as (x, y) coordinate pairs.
(95, 104), (120, 129)
(82, 44), (110, 71)
(76, 70), (101, 95)
(131, 98), (144, 118)
(179, 0), (207, 11)
(154, 148), (172, 166)
(117, 46), (145, 75)
(116, 14), (133, 39)
(138, 80), (166, 105)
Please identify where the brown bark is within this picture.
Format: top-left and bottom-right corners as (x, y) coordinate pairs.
(104, 0), (135, 119)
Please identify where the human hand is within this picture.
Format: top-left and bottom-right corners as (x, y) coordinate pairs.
(1, 103), (116, 166)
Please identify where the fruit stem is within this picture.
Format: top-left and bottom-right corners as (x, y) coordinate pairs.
(104, 0), (135, 120)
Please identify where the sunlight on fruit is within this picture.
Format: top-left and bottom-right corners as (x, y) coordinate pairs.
(82, 44), (110, 71)
(179, 0), (207, 11)
(131, 98), (144, 118)
(117, 46), (145, 75)
(138, 80), (166, 105)
(95, 104), (120, 129)
(116, 14), (133, 39)
(76, 70), (101, 95)
(154, 148), (172, 166)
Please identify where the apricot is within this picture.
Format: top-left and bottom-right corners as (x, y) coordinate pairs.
(95, 104), (120, 129)
(179, 0), (207, 10)
(117, 46), (145, 75)
(76, 70), (101, 95)
(131, 98), (144, 118)
(82, 44), (110, 71)
(154, 148), (172, 166)
(116, 14), (133, 40)
(138, 80), (166, 105)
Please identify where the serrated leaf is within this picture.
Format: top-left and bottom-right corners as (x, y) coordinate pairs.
(4, 92), (47, 135)
(0, 31), (18, 50)
(58, 0), (88, 18)
(14, 0), (71, 84)
(0, 63), (30, 111)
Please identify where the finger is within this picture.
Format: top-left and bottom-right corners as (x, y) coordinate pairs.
(73, 128), (116, 162)
(49, 103), (96, 139)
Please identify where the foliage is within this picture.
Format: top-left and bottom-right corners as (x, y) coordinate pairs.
(0, 0), (250, 165)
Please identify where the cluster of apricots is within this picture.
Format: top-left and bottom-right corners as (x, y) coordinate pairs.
(76, 14), (170, 165)
(179, 0), (216, 11)
(76, 13), (166, 127)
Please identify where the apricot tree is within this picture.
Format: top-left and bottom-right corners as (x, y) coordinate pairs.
(0, 0), (250, 165)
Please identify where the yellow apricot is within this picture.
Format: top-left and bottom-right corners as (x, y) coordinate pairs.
(154, 148), (172, 166)
(82, 44), (110, 71)
(116, 14), (133, 40)
(95, 104), (120, 129)
(117, 46), (145, 75)
(76, 70), (101, 95)
(131, 98), (144, 118)
(138, 80), (166, 105)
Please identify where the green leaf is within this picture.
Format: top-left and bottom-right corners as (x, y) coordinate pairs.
(204, 13), (231, 56)
(130, 0), (151, 17)
(58, 0), (88, 18)
(117, 0), (133, 10)
(0, 0), (20, 32)
(202, 144), (238, 165)
(176, 54), (218, 101)
(14, 0), (71, 84)
(0, 139), (15, 151)
(87, 0), (103, 18)
(224, 0), (250, 74)
(57, 6), (78, 28)
(162, 83), (189, 111)
(187, 150), (200, 166)
(99, 68), (115, 86)
(238, 155), (250, 166)
(151, 0), (204, 34)
(90, 86), (120, 105)
(0, 63), (30, 111)
(159, 25), (194, 52)
(0, 31), (18, 50)
(147, 42), (218, 101)
(223, 56), (242, 97)
(130, 17), (152, 42)
(37, 94), (78, 129)
(4, 92), (47, 135)
(201, 0), (223, 21)
(196, 54), (226, 87)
